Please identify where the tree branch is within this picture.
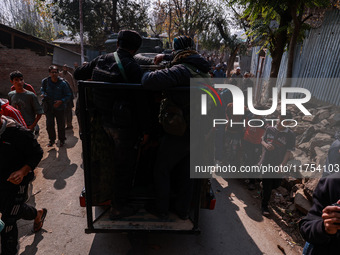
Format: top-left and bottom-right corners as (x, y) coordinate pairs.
(302, 13), (313, 24)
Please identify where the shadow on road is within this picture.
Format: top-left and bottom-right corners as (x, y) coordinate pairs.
(64, 129), (79, 149)
(19, 231), (45, 255)
(39, 148), (77, 190)
(224, 179), (264, 223)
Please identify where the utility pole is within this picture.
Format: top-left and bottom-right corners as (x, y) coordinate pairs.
(79, 0), (84, 64)
(168, 0), (172, 46)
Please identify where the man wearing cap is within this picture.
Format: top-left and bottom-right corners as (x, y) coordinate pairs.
(74, 30), (143, 83)
(232, 67), (243, 78)
(231, 67), (243, 88)
(213, 63), (226, 78)
(74, 30), (146, 220)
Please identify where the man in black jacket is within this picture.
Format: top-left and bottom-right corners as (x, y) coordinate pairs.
(299, 173), (340, 255)
(0, 113), (46, 255)
(142, 35), (210, 219)
(74, 30), (144, 220)
(74, 30), (143, 83)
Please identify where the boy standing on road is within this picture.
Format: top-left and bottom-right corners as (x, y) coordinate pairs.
(0, 112), (47, 255)
(8, 71), (43, 134)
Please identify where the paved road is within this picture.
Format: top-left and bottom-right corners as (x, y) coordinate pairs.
(15, 116), (302, 255)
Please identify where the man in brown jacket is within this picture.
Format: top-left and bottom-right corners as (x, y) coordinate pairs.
(59, 64), (77, 129)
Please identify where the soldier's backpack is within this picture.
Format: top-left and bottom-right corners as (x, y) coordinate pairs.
(158, 63), (210, 136)
(91, 52), (128, 82)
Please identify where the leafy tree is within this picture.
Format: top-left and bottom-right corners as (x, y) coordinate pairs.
(226, 0), (293, 101)
(149, 0), (172, 41)
(118, 0), (150, 32)
(200, 29), (223, 51)
(51, 0), (149, 47)
(171, 0), (209, 38)
(198, 1), (246, 76)
(150, 0), (211, 47)
(230, 0), (331, 82)
(214, 16), (246, 76)
(239, 0), (293, 79)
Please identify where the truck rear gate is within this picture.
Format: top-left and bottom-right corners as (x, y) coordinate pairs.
(79, 81), (213, 234)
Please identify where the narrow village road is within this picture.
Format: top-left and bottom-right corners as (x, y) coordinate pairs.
(16, 115), (303, 255)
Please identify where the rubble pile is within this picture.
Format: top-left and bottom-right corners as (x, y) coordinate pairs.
(262, 99), (339, 243)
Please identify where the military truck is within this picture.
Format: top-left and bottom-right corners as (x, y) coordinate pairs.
(78, 63), (215, 234)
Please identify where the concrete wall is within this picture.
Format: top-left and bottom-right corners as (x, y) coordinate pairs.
(0, 49), (52, 96)
(53, 47), (81, 68)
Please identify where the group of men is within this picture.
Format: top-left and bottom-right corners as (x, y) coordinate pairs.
(1, 64), (77, 148)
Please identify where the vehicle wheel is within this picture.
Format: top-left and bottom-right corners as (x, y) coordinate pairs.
(134, 53), (157, 65)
